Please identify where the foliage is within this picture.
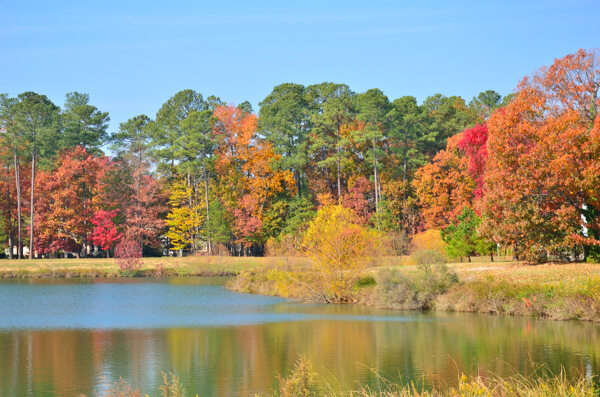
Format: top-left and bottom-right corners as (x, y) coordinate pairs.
(411, 249), (447, 266)
(442, 207), (492, 261)
(274, 356), (314, 397)
(413, 134), (476, 229)
(457, 123), (488, 198)
(482, 49), (600, 262)
(114, 238), (142, 273)
(411, 229), (446, 256)
(90, 210), (122, 253)
(366, 265), (458, 310)
(302, 205), (380, 302)
(34, 146), (110, 255)
(165, 179), (205, 252)
(159, 372), (186, 397)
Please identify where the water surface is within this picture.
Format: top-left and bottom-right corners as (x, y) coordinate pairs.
(0, 277), (598, 396)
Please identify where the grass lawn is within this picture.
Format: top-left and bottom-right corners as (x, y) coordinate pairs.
(0, 255), (311, 277)
(1, 254), (599, 283)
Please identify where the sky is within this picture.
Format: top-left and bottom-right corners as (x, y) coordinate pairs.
(1, 0), (599, 131)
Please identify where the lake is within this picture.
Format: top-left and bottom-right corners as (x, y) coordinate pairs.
(0, 277), (598, 396)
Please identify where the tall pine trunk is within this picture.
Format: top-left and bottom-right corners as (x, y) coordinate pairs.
(13, 150), (22, 259)
(29, 147), (36, 259)
(204, 170), (212, 256)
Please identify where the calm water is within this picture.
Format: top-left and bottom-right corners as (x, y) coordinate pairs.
(0, 278), (598, 397)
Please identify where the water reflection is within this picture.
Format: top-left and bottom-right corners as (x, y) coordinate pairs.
(0, 278), (598, 396)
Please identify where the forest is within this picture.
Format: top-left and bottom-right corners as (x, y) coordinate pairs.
(0, 49), (598, 263)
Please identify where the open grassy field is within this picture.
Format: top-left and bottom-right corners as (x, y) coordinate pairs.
(0, 255), (310, 278)
(2, 254), (599, 282)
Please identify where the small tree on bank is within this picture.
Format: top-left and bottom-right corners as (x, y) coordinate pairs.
(302, 205), (379, 302)
(442, 207), (494, 262)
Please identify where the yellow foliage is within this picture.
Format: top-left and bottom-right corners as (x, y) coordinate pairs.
(412, 229), (446, 256)
(165, 179), (205, 251)
(302, 205), (379, 302)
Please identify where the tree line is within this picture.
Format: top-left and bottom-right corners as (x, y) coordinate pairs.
(1, 48), (598, 262)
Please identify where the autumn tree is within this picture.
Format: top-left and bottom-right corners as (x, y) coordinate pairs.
(90, 210), (122, 257)
(34, 147), (109, 256)
(302, 205), (379, 302)
(214, 104), (296, 252)
(457, 123), (488, 198)
(165, 178), (205, 254)
(482, 49), (600, 262)
(412, 134), (476, 229)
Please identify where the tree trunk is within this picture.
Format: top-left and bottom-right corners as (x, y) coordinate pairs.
(29, 148), (36, 259)
(204, 170), (212, 256)
(336, 123), (342, 202)
(468, 255), (471, 263)
(13, 150), (22, 259)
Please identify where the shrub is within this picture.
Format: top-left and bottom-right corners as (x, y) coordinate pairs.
(114, 239), (142, 273)
(412, 248), (447, 265)
(275, 356), (314, 397)
(159, 372), (186, 397)
(103, 378), (141, 397)
(367, 265), (458, 310)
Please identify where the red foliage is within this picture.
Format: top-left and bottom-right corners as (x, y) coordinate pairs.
(90, 210), (122, 252)
(114, 238), (142, 272)
(341, 177), (374, 224)
(123, 165), (167, 247)
(34, 146), (110, 255)
(458, 123), (488, 198)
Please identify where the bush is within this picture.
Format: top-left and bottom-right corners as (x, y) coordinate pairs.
(412, 248), (447, 265)
(114, 239), (142, 273)
(275, 356), (314, 397)
(265, 234), (302, 256)
(367, 264), (458, 310)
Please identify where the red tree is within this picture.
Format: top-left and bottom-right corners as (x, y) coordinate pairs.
(90, 209), (122, 256)
(341, 176), (374, 225)
(34, 147), (110, 256)
(458, 123), (488, 198)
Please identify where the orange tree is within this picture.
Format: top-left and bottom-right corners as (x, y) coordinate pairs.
(213, 104), (296, 250)
(482, 49), (600, 262)
(302, 205), (379, 302)
(412, 134), (476, 230)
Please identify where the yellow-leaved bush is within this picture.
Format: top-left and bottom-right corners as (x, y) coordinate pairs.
(302, 205), (380, 302)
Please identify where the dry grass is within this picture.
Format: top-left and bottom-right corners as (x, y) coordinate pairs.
(0, 255), (311, 278)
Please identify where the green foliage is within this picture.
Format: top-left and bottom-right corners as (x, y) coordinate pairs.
(205, 200), (232, 245)
(61, 91), (109, 154)
(369, 264), (458, 310)
(442, 207), (492, 261)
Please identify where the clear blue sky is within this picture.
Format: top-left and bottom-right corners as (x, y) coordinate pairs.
(1, 0), (598, 130)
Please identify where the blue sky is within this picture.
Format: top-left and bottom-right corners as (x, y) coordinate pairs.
(1, 0), (599, 130)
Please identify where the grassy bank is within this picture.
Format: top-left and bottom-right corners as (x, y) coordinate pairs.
(90, 357), (598, 396)
(0, 256), (310, 278)
(228, 261), (600, 321)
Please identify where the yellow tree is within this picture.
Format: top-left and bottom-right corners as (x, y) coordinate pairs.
(165, 179), (205, 254)
(303, 205), (379, 302)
